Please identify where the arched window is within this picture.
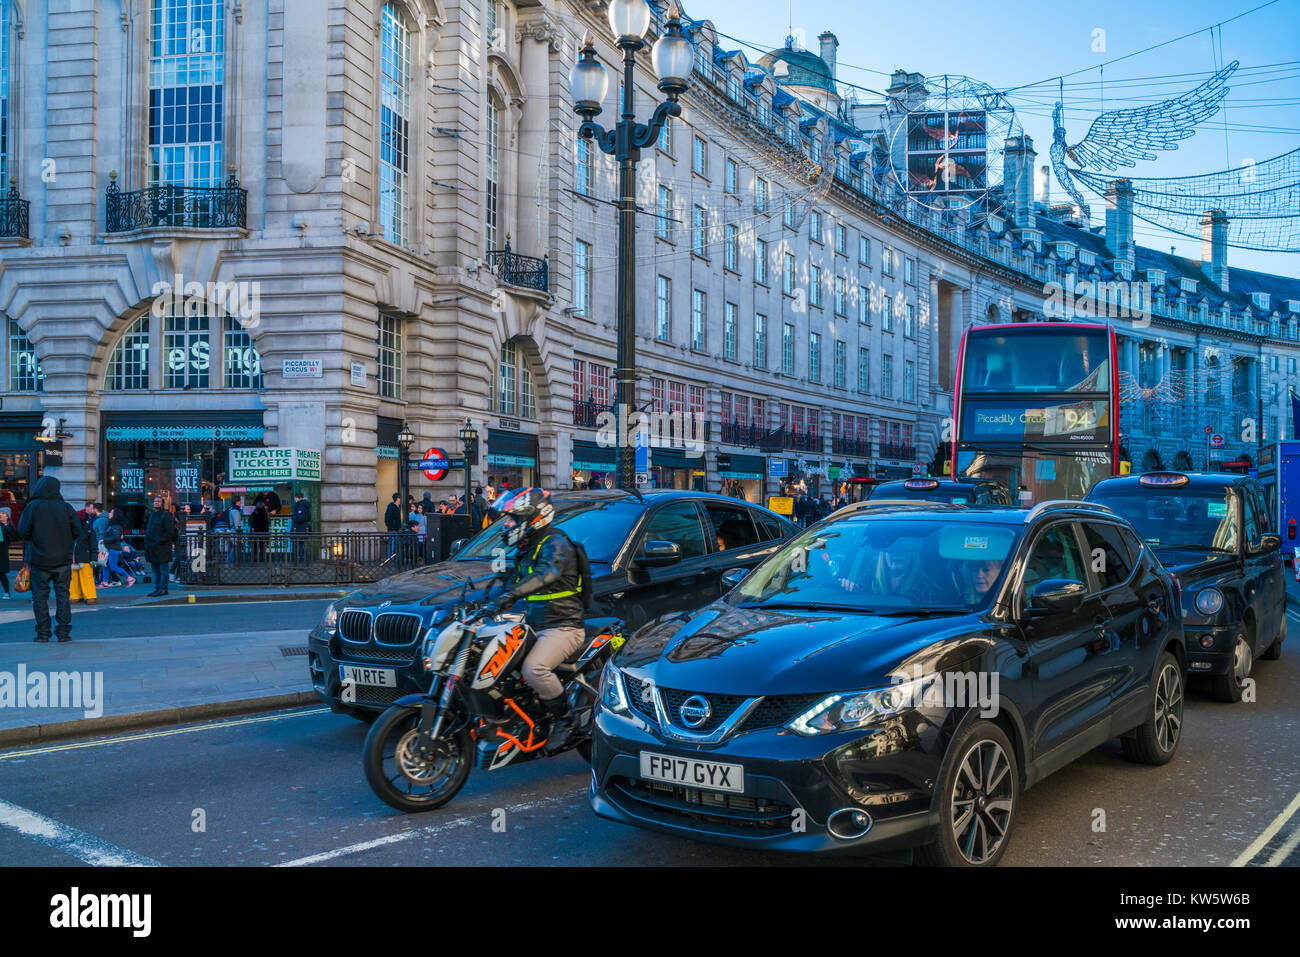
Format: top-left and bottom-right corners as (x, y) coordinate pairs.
(107, 316), (150, 391)
(149, 0), (226, 187)
(222, 315), (262, 388)
(379, 4), (412, 245)
(485, 92), (502, 252)
(6, 318), (43, 392)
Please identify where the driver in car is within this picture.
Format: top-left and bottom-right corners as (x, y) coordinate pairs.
(870, 537), (942, 605)
(957, 557), (1006, 605)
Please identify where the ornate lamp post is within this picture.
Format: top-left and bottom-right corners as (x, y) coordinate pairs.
(397, 421), (415, 526)
(569, 0), (694, 490)
(458, 419), (479, 521)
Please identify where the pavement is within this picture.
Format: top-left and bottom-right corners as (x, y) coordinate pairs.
(0, 582), (343, 747)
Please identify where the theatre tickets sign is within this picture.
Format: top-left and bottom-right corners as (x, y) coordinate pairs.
(228, 447), (321, 482)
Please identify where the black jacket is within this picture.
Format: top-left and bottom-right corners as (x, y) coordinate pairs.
(102, 519), (125, 551)
(144, 509), (178, 564)
(0, 521), (13, 573)
(74, 514), (99, 564)
(492, 529), (584, 630)
(291, 498), (312, 531)
(250, 505), (270, 534)
(17, 476), (81, 570)
(384, 501), (402, 532)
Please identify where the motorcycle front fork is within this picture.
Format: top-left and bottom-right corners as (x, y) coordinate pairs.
(415, 676), (457, 752)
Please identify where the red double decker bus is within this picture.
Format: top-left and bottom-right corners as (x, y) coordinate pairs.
(952, 322), (1120, 503)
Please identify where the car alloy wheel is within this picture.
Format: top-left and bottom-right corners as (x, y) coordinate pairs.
(1153, 661), (1183, 753)
(1231, 634), (1253, 684)
(949, 739), (1015, 866)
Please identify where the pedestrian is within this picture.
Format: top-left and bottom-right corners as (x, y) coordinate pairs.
(0, 508), (14, 598)
(421, 490), (434, 515)
(412, 503), (428, 563)
(16, 475), (82, 643)
(474, 486), (488, 526)
(70, 503), (99, 604)
(383, 492), (401, 557)
(100, 508), (135, 587)
(249, 495), (270, 562)
(290, 491), (311, 562)
(144, 495), (178, 597)
(225, 495), (245, 563)
(398, 518), (420, 563)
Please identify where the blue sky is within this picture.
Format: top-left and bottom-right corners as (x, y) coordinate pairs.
(685, 0), (1300, 278)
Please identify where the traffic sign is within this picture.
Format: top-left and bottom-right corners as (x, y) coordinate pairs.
(419, 446), (449, 481)
(1210, 433), (1226, 448)
(1204, 425), (1213, 435)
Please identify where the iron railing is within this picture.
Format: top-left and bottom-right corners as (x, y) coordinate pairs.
(759, 428), (821, 453)
(831, 436), (872, 458)
(172, 531), (432, 586)
(106, 172), (248, 232)
(719, 421), (762, 446)
(878, 443), (916, 461)
(487, 238), (549, 292)
(0, 184), (29, 239)
(573, 398), (615, 428)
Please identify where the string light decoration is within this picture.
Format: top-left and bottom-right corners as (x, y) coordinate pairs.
(1073, 146), (1300, 252)
(1050, 61), (1238, 221)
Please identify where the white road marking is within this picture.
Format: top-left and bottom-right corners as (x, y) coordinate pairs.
(1266, 817), (1300, 866)
(0, 797), (158, 866)
(275, 792), (584, 866)
(1232, 789), (1300, 867)
(0, 707), (330, 760)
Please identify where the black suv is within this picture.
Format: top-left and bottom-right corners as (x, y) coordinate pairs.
(1086, 471), (1286, 701)
(308, 490), (798, 717)
(869, 477), (1012, 505)
(590, 501), (1185, 865)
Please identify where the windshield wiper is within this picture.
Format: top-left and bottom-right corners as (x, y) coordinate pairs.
(736, 600), (865, 612)
(1150, 543), (1233, 553)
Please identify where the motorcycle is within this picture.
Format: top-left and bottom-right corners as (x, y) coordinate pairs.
(362, 601), (624, 812)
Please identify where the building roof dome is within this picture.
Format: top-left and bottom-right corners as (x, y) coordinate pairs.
(758, 42), (835, 94)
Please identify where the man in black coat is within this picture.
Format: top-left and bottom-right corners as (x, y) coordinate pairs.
(17, 475), (82, 642)
(143, 495), (178, 597)
(290, 492), (312, 562)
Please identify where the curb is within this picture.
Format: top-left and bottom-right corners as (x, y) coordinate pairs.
(140, 590), (347, 607)
(0, 691), (323, 750)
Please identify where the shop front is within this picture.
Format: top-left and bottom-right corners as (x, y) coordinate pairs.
(828, 461), (875, 502)
(650, 447), (705, 491)
(486, 428), (538, 491)
(571, 439), (617, 490)
(224, 447), (323, 539)
(375, 416), (404, 527)
(102, 411), (266, 534)
(716, 453), (765, 503)
(0, 413), (55, 522)
(772, 457), (825, 498)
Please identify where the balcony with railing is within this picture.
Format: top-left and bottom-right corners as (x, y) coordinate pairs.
(572, 397), (614, 429)
(719, 420), (763, 446)
(760, 428), (821, 453)
(831, 436), (872, 458)
(878, 443), (916, 461)
(106, 171), (248, 232)
(0, 182), (30, 240)
(487, 237), (549, 293)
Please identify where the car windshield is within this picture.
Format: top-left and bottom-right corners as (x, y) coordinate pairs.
(455, 498), (644, 563)
(877, 485), (976, 504)
(1087, 486), (1238, 551)
(732, 517), (1019, 612)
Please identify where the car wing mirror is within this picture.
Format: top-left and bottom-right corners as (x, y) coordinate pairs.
(636, 540), (682, 568)
(1255, 534), (1281, 555)
(1027, 579), (1088, 617)
(449, 538), (468, 557)
(721, 567), (748, 591)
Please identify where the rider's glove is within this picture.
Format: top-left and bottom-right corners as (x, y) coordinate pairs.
(492, 592), (516, 614)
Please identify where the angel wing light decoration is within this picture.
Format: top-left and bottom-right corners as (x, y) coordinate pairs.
(1051, 61), (1238, 221)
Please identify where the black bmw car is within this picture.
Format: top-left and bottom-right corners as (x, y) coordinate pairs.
(308, 490), (798, 717)
(590, 500), (1185, 865)
(1086, 471), (1286, 701)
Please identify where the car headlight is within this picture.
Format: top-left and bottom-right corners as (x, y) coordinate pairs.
(600, 662), (629, 715)
(1194, 588), (1225, 616)
(788, 675), (932, 736)
(321, 603), (339, 633)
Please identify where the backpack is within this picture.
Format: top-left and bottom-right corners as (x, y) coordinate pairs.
(543, 528), (593, 611)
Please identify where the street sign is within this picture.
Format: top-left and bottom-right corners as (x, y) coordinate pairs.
(1210, 433), (1226, 448)
(419, 447), (449, 481)
(768, 459), (788, 478)
(1204, 425), (1213, 435)
(449, 458), (466, 469)
(635, 471), (650, 488)
(911, 464), (925, 476)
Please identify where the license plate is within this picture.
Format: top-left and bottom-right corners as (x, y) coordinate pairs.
(639, 751), (744, 793)
(339, 665), (397, 687)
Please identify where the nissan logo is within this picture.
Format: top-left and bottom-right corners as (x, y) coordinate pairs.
(679, 695), (712, 729)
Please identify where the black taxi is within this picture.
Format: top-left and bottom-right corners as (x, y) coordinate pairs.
(869, 477), (1012, 505)
(1086, 471), (1285, 701)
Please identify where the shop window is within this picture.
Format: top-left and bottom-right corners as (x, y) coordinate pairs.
(148, 0), (226, 188)
(163, 311), (210, 389)
(107, 316), (151, 391)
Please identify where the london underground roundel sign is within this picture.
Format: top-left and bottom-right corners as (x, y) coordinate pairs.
(421, 447), (449, 481)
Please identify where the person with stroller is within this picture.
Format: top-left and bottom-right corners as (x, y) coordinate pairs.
(100, 508), (137, 588)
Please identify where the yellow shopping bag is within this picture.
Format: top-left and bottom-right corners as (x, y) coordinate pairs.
(70, 563), (97, 603)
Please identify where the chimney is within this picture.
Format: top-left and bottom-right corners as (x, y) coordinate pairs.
(818, 32), (838, 80)
(1003, 135), (1036, 229)
(1035, 164), (1050, 205)
(1201, 209), (1229, 292)
(1104, 178), (1134, 264)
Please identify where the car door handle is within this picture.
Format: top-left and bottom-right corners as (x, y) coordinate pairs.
(1092, 616), (1109, 635)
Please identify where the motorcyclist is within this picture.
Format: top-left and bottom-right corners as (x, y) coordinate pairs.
(486, 488), (585, 751)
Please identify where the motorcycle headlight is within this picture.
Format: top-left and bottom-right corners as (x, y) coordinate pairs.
(321, 603), (339, 633)
(787, 675), (932, 736)
(600, 662), (629, 715)
(1194, 588), (1225, 616)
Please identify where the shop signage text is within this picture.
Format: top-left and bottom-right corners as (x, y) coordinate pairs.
(229, 447), (321, 482)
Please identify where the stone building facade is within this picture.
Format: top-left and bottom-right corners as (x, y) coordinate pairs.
(0, 0), (1295, 532)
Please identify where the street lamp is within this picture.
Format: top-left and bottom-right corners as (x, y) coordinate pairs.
(397, 421), (415, 526)
(569, 0), (693, 490)
(458, 418), (479, 522)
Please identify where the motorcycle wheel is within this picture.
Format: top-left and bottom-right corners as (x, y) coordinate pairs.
(363, 705), (472, 813)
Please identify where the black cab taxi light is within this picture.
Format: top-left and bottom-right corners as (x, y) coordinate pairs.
(904, 479), (940, 490)
(1138, 471), (1190, 488)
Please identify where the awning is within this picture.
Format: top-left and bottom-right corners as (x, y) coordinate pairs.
(487, 428), (537, 467)
(718, 452), (764, 480)
(650, 448), (702, 470)
(572, 440), (615, 472)
(103, 410), (265, 442)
